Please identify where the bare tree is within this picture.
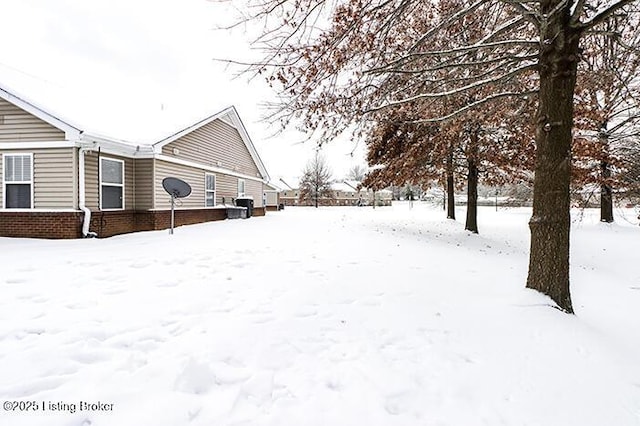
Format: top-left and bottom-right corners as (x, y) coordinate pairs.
(621, 140), (640, 204)
(346, 164), (367, 181)
(572, 15), (640, 222)
(222, 0), (637, 312)
(299, 152), (334, 207)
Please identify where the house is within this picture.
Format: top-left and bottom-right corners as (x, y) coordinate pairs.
(331, 181), (361, 206)
(332, 181), (393, 206)
(280, 179), (393, 207)
(277, 178), (299, 207)
(0, 83), (271, 238)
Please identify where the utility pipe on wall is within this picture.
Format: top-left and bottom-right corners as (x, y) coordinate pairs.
(78, 146), (97, 238)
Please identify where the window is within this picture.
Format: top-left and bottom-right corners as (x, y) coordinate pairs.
(3, 153), (33, 209)
(100, 157), (124, 210)
(205, 173), (216, 207)
(237, 179), (245, 197)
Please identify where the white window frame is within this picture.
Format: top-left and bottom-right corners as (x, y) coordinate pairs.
(99, 157), (125, 211)
(2, 153), (34, 209)
(237, 178), (246, 197)
(205, 173), (216, 207)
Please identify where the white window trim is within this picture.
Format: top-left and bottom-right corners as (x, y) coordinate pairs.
(205, 173), (216, 208)
(99, 156), (125, 211)
(237, 178), (246, 197)
(2, 153), (34, 210)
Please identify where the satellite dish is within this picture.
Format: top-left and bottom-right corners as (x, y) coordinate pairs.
(162, 177), (192, 235)
(162, 177), (192, 198)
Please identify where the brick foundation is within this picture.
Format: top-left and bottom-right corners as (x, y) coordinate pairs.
(265, 206), (278, 212)
(1, 207), (262, 239)
(90, 209), (230, 237)
(0, 211), (83, 239)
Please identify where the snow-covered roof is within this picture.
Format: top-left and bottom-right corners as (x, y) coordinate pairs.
(277, 177), (299, 191)
(0, 71), (269, 180)
(331, 181), (360, 193)
(264, 181), (282, 191)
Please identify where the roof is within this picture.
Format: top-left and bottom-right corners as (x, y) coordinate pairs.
(0, 73), (269, 180)
(332, 180), (365, 192)
(277, 177), (296, 191)
(0, 83), (81, 140)
(264, 180), (285, 192)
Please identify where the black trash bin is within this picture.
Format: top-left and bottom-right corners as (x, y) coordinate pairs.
(235, 197), (254, 218)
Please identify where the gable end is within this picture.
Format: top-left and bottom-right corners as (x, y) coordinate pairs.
(0, 98), (66, 142)
(161, 118), (261, 178)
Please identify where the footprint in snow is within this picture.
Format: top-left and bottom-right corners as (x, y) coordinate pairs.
(251, 315), (277, 324)
(102, 287), (126, 295)
(294, 308), (317, 318)
(69, 350), (111, 364)
(384, 398), (403, 416)
(360, 298), (382, 307)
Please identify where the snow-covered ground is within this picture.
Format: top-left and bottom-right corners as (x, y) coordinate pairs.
(1, 203), (639, 426)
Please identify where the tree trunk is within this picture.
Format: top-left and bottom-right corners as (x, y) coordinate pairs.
(526, 6), (580, 313)
(465, 129), (479, 233)
(446, 144), (456, 220)
(465, 157), (479, 233)
(600, 159), (614, 223)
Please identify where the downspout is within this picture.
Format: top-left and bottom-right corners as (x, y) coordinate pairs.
(79, 147), (97, 238)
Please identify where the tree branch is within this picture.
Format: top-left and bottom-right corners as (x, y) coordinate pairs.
(407, 91), (537, 124)
(578, 0), (636, 31)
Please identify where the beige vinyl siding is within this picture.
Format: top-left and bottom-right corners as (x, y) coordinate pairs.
(153, 160), (264, 209)
(216, 174), (263, 207)
(0, 148), (77, 209)
(134, 159), (154, 210)
(154, 160), (206, 210)
(161, 119), (261, 178)
(35, 148), (77, 209)
(246, 180), (264, 207)
(84, 152), (134, 211)
(0, 99), (65, 142)
(216, 174), (237, 205)
(85, 152), (98, 209)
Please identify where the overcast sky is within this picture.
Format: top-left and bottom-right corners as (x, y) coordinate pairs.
(0, 0), (366, 184)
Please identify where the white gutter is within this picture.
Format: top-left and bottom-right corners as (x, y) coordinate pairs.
(78, 146), (97, 238)
(80, 132), (155, 158)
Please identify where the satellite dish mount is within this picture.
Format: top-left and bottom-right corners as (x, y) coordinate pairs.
(162, 177), (192, 234)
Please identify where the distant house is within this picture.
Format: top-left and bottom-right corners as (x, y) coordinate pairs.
(277, 178), (299, 207)
(334, 181), (393, 207)
(0, 83), (271, 238)
(332, 181), (362, 206)
(280, 189), (300, 206)
(281, 180), (393, 207)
